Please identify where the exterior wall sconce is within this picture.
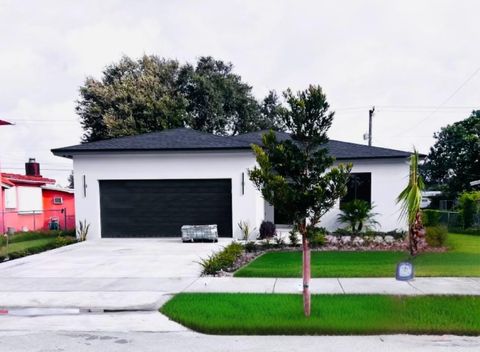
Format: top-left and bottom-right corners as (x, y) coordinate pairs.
(82, 175), (87, 198)
(241, 172), (245, 195)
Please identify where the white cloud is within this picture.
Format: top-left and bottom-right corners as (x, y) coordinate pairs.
(0, 0), (479, 183)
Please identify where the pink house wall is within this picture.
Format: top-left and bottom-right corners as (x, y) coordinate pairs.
(42, 189), (75, 230)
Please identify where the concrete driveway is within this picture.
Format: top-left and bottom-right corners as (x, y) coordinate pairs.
(0, 238), (229, 310)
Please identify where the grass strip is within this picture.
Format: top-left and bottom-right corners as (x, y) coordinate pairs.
(234, 234), (480, 278)
(161, 293), (480, 335)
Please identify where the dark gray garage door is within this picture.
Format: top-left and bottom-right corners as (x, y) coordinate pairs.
(99, 179), (232, 238)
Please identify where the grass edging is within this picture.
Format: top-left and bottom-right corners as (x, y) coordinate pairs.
(0, 236), (77, 262)
(161, 293), (480, 336)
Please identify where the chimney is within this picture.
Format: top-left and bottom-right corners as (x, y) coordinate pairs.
(25, 158), (41, 177)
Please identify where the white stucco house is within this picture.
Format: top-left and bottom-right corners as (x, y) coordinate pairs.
(52, 128), (411, 240)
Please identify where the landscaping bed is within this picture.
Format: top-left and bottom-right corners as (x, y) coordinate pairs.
(0, 230), (77, 261)
(161, 293), (480, 335)
(234, 233), (479, 277)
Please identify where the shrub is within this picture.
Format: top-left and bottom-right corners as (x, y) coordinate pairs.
(259, 221), (276, 240)
(288, 229), (300, 247)
(54, 236), (76, 247)
(199, 242), (244, 275)
(457, 191), (480, 229)
(425, 226), (448, 247)
(273, 234), (286, 248)
(333, 228), (351, 236)
(308, 227), (326, 248)
(7, 230), (73, 244)
(447, 227), (480, 236)
(244, 241), (258, 253)
(422, 209), (441, 227)
(0, 236), (77, 262)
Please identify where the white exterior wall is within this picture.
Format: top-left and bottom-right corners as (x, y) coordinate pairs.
(72, 151), (264, 240)
(71, 150), (409, 240)
(321, 158), (409, 232)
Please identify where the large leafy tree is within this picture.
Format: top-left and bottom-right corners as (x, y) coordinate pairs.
(77, 55), (275, 142)
(249, 85), (351, 316)
(177, 57), (261, 135)
(423, 111), (480, 197)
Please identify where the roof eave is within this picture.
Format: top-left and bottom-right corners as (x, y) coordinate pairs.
(51, 146), (253, 157)
(335, 155), (411, 161)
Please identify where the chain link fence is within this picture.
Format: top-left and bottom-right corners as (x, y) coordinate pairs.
(426, 210), (480, 231)
(1, 209), (75, 234)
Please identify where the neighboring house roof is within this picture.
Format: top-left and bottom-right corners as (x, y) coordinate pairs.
(0, 119), (13, 126)
(1, 176), (15, 188)
(52, 128), (412, 160)
(41, 184), (75, 194)
(1, 173), (55, 185)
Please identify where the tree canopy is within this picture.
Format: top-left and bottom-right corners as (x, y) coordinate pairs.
(77, 55), (280, 142)
(248, 85), (351, 316)
(422, 111), (480, 197)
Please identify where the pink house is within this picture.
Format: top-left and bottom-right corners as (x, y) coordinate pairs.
(0, 159), (75, 234)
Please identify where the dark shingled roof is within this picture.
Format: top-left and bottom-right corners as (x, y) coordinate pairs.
(52, 128), (411, 160)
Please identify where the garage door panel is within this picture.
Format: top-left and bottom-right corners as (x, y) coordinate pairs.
(99, 179), (232, 238)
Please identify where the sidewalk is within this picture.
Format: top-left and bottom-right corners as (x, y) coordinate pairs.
(1, 277), (478, 311)
(185, 277), (480, 295)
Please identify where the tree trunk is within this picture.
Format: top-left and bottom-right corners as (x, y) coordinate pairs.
(302, 229), (311, 317)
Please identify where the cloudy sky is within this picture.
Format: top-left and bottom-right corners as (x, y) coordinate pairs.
(0, 0), (479, 184)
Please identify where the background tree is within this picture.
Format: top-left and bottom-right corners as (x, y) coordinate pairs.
(249, 85), (351, 316)
(422, 111), (480, 197)
(77, 55), (278, 142)
(67, 171), (74, 189)
(178, 57), (261, 135)
(258, 90), (284, 130)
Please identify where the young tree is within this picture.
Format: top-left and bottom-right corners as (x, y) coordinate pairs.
(422, 111), (480, 197)
(248, 85), (351, 316)
(397, 150), (426, 256)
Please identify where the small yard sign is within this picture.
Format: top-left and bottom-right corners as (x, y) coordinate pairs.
(396, 262), (414, 281)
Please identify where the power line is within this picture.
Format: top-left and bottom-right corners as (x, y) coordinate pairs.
(392, 65), (480, 137)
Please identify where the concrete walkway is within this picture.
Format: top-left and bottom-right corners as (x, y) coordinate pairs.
(0, 238), (230, 310)
(186, 277), (480, 295)
(1, 277), (479, 310)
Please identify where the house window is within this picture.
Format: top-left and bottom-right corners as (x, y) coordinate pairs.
(4, 187), (17, 209)
(17, 186), (43, 214)
(274, 206), (294, 225)
(340, 172), (372, 208)
(53, 196), (64, 205)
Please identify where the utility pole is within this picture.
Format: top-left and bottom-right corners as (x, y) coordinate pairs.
(368, 106), (375, 146)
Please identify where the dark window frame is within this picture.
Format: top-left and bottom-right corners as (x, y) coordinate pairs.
(340, 172), (372, 208)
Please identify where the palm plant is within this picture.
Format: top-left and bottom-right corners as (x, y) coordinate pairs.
(338, 199), (379, 234)
(397, 149), (425, 256)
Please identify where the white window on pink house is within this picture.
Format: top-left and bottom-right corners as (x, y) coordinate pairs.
(17, 186), (43, 214)
(4, 187), (17, 209)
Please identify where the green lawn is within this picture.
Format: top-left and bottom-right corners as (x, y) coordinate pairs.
(0, 238), (58, 256)
(234, 233), (480, 277)
(161, 293), (480, 335)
